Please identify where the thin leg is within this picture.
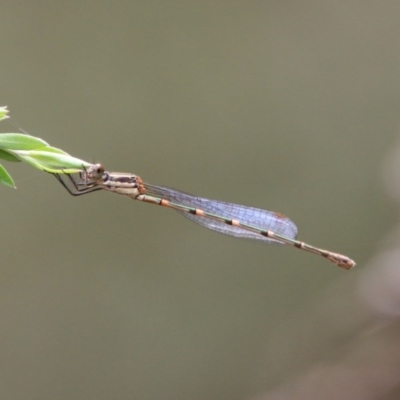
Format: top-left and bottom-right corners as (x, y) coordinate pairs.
(53, 173), (103, 196)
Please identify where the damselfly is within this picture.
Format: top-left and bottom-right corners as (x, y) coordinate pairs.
(53, 164), (355, 269)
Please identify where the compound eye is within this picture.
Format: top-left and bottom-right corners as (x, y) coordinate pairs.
(95, 164), (104, 176)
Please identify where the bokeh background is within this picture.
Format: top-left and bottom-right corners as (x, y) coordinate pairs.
(1, 2), (400, 399)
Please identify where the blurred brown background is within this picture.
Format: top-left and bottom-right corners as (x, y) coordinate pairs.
(1, 2), (400, 399)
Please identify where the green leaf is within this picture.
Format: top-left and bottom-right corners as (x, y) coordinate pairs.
(0, 133), (49, 150)
(0, 163), (15, 188)
(9, 149), (91, 173)
(0, 109), (93, 187)
(34, 145), (70, 155)
(0, 149), (21, 162)
(0, 106), (9, 122)
(18, 156), (83, 174)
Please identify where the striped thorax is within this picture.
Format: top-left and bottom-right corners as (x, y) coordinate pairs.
(84, 163), (145, 198)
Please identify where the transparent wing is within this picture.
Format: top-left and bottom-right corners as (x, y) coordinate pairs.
(144, 183), (298, 244)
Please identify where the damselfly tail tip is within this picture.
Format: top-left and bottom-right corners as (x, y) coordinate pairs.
(326, 252), (356, 270)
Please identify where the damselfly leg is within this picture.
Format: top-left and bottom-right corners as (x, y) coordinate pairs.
(53, 169), (102, 196)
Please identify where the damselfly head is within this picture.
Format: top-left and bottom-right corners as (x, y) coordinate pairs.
(85, 163), (105, 181)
